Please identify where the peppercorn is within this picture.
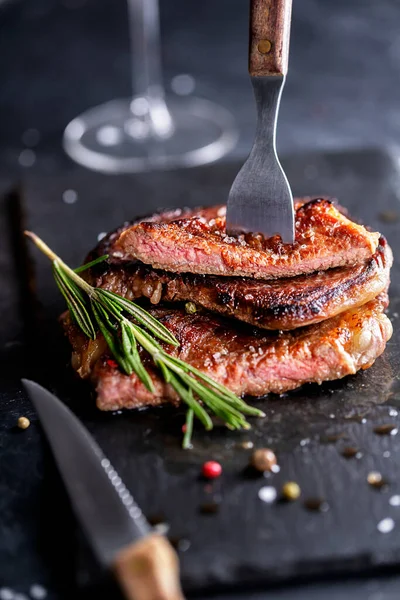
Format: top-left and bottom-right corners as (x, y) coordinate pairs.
(282, 481), (301, 501)
(106, 359), (118, 368)
(373, 424), (398, 436)
(367, 471), (387, 489)
(250, 448), (277, 472)
(367, 471), (382, 485)
(185, 302), (197, 314)
(17, 416), (30, 430)
(202, 461), (222, 479)
(239, 441), (254, 450)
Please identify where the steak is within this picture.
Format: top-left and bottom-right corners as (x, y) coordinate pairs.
(110, 199), (380, 279)
(62, 295), (392, 411)
(87, 236), (392, 331)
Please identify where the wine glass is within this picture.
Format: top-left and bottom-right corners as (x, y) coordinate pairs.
(63, 0), (238, 173)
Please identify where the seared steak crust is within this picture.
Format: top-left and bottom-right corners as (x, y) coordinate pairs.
(110, 200), (380, 279)
(88, 236), (392, 331)
(62, 296), (392, 411)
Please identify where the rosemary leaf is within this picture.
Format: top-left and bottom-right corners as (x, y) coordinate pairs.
(183, 407), (194, 450)
(168, 372), (213, 430)
(91, 303), (131, 374)
(179, 371), (250, 430)
(121, 320), (154, 392)
(154, 356), (172, 384)
(53, 265), (96, 339)
(74, 254), (109, 273)
(170, 356), (265, 417)
(98, 289), (179, 346)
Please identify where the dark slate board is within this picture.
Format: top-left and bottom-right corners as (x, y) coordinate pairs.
(2, 148), (400, 597)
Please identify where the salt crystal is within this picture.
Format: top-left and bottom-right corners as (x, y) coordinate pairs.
(258, 486), (277, 503)
(97, 232), (107, 241)
(389, 495), (400, 507)
(0, 589), (14, 600)
(377, 517), (395, 533)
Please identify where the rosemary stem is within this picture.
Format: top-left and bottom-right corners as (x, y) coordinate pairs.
(25, 231), (95, 297)
(25, 231), (58, 262)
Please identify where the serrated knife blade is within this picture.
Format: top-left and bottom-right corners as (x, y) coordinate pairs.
(22, 379), (184, 600)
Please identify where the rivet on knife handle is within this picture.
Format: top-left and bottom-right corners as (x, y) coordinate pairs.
(249, 0), (293, 76)
(113, 534), (186, 600)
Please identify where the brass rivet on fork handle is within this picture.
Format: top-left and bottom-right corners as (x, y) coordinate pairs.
(257, 39), (272, 54)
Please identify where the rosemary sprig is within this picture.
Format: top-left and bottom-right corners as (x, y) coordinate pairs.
(25, 231), (265, 447)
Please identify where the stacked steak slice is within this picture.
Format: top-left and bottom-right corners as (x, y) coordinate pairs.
(63, 199), (393, 410)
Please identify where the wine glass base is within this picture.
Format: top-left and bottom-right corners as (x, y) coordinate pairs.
(63, 96), (238, 173)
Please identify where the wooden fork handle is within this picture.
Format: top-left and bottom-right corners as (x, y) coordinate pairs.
(249, 0), (293, 76)
(113, 534), (186, 600)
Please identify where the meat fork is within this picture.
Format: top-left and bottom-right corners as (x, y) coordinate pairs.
(226, 0), (294, 244)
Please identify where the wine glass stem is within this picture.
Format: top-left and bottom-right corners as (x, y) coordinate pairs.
(127, 0), (174, 138)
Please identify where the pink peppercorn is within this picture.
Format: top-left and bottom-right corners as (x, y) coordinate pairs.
(202, 461), (222, 479)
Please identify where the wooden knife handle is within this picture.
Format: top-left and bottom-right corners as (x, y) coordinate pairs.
(113, 534), (185, 600)
(249, 0), (293, 76)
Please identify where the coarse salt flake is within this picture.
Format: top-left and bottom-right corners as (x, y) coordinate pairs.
(258, 486), (277, 503)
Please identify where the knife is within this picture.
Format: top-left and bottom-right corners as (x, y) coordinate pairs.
(22, 379), (185, 600)
(226, 0), (294, 243)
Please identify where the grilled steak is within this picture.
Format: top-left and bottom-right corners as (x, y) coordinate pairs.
(110, 199), (380, 279)
(62, 295), (392, 411)
(87, 236), (392, 331)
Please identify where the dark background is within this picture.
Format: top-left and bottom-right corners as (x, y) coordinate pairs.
(2, 1), (400, 599)
(1, 0), (400, 174)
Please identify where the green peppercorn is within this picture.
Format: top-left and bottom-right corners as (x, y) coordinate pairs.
(185, 302), (197, 314)
(282, 481), (301, 501)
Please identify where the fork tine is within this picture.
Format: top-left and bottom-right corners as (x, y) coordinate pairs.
(226, 76), (294, 243)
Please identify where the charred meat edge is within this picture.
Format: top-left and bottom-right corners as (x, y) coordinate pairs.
(110, 199), (380, 279)
(62, 295), (392, 411)
(87, 236), (392, 331)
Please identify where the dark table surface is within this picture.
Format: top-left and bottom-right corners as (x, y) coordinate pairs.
(2, 1), (400, 599)
(1, 149), (400, 600)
